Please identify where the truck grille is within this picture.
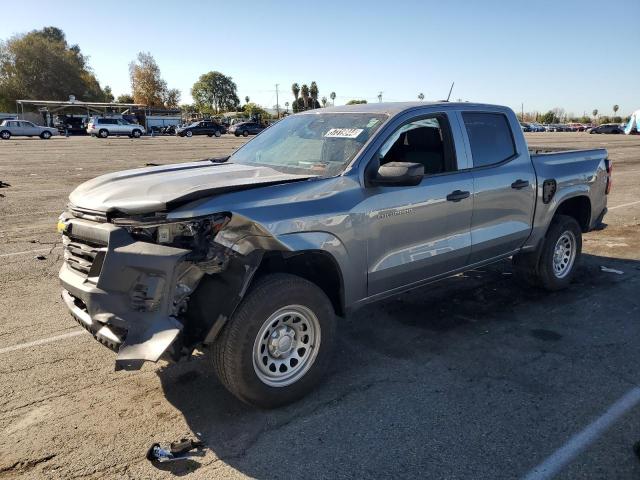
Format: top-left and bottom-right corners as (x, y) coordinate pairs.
(63, 235), (107, 279)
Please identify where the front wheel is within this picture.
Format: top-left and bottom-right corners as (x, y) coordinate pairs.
(40, 131), (52, 139)
(214, 130), (222, 137)
(242, 130), (249, 137)
(513, 215), (582, 291)
(210, 273), (336, 408)
(185, 130), (193, 138)
(131, 129), (142, 138)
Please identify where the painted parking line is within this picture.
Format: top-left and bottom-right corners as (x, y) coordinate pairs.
(609, 199), (640, 210)
(522, 386), (640, 480)
(0, 248), (53, 258)
(0, 330), (86, 355)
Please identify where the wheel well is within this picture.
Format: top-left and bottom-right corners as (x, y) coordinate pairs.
(555, 196), (591, 231)
(255, 251), (345, 316)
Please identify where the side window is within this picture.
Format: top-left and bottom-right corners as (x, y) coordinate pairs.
(462, 113), (516, 168)
(378, 115), (457, 175)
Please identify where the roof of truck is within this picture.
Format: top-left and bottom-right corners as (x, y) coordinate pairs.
(299, 101), (509, 116)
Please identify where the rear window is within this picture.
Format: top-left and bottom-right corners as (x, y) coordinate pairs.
(463, 113), (516, 167)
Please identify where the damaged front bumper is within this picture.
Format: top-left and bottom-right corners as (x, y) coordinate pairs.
(59, 218), (202, 370)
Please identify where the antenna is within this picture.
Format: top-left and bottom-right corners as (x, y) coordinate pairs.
(446, 82), (455, 102)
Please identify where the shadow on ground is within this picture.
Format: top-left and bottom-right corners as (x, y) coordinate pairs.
(157, 253), (640, 479)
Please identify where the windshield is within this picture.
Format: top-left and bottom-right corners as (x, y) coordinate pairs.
(228, 112), (387, 177)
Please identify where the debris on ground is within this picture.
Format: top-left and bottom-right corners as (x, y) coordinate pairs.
(146, 438), (205, 464)
(34, 255), (46, 260)
(144, 162), (159, 166)
(0, 180), (11, 188)
(600, 266), (624, 275)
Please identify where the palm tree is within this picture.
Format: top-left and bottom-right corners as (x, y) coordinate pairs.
(592, 109), (598, 119)
(418, 93), (424, 101)
(613, 104), (619, 117)
(291, 83), (300, 102)
(330, 91), (336, 106)
(377, 92), (383, 103)
(310, 81), (319, 108)
(301, 84), (310, 109)
(285, 101), (289, 113)
(321, 96), (327, 107)
(245, 96), (250, 104)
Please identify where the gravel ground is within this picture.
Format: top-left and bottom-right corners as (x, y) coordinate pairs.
(0, 133), (639, 479)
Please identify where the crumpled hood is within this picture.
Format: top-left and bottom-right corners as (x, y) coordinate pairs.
(69, 161), (313, 214)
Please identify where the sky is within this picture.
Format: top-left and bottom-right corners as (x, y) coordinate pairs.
(1, 0), (639, 116)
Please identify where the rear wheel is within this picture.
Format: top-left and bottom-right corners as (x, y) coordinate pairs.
(0, 130), (11, 140)
(210, 273), (336, 408)
(513, 215), (582, 291)
(214, 130), (222, 137)
(98, 129), (109, 138)
(242, 130), (249, 137)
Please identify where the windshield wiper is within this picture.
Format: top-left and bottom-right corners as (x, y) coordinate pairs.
(206, 156), (230, 163)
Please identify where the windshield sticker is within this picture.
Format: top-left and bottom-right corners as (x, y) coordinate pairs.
(324, 128), (364, 139)
(366, 118), (380, 128)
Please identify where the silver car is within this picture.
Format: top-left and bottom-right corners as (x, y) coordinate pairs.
(87, 117), (146, 138)
(0, 120), (58, 140)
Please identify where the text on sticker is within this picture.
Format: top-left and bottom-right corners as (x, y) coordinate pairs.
(324, 128), (364, 139)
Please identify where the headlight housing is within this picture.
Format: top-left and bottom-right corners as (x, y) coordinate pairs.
(113, 214), (230, 257)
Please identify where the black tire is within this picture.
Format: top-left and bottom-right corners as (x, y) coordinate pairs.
(242, 130), (249, 137)
(513, 215), (582, 291)
(234, 132), (240, 137)
(98, 129), (109, 138)
(0, 130), (11, 140)
(210, 273), (336, 408)
(185, 130), (193, 138)
(132, 129), (142, 138)
(214, 130), (222, 137)
(40, 131), (52, 140)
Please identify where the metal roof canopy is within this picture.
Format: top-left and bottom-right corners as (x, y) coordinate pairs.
(16, 99), (145, 115)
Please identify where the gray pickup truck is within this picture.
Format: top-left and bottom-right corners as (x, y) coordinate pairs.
(58, 102), (611, 407)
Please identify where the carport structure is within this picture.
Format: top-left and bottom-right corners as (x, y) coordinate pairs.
(16, 98), (145, 127)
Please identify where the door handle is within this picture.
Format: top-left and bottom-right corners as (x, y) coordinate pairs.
(446, 190), (470, 202)
(511, 179), (530, 189)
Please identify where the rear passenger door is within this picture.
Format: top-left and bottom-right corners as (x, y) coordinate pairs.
(461, 111), (536, 263)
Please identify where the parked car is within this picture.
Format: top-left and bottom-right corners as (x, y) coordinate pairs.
(529, 123), (546, 132)
(228, 122), (265, 137)
(0, 119), (58, 140)
(55, 115), (88, 135)
(520, 122), (531, 132)
(587, 124), (623, 134)
(87, 117), (145, 138)
(176, 121), (226, 137)
(58, 102), (611, 408)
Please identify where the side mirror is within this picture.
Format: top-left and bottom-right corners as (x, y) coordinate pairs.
(372, 162), (424, 187)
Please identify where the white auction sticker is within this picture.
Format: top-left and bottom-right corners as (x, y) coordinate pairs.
(324, 128), (364, 139)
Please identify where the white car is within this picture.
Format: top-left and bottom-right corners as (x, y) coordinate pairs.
(0, 120), (58, 140)
(87, 117), (145, 138)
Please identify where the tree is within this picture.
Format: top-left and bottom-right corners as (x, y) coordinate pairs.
(418, 92), (424, 101)
(592, 109), (598, 119)
(243, 102), (270, 121)
(191, 71), (240, 113)
(330, 91), (336, 106)
(346, 99), (367, 105)
(540, 110), (556, 124)
(613, 104), (619, 116)
(102, 85), (114, 103)
(291, 83), (300, 102)
(300, 84), (310, 109)
(321, 96), (327, 107)
(129, 52), (167, 107)
(0, 26), (105, 110)
(163, 88), (181, 108)
(116, 93), (134, 104)
(310, 81), (319, 105)
(285, 101), (289, 112)
(245, 95), (250, 104)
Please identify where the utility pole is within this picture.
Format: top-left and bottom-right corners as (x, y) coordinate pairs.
(275, 84), (280, 118)
(521, 102), (524, 121)
(378, 91), (383, 103)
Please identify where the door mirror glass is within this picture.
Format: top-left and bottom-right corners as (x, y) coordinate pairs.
(372, 162), (424, 187)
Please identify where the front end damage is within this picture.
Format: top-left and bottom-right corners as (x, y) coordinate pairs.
(58, 209), (261, 370)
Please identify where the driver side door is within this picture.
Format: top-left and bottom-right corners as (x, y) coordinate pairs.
(364, 112), (474, 296)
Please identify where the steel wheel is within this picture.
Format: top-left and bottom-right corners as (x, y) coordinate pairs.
(252, 305), (321, 387)
(552, 231), (576, 279)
